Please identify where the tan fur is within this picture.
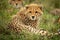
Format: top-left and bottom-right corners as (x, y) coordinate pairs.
(8, 4), (48, 36)
(8, 0), (24, 8)
(17, 3), (43, 28)
(50, 9), (60, 16)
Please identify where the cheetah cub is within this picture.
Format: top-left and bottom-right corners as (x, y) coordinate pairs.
(8, 3), (48, 36)
(8, 0), (25, 8)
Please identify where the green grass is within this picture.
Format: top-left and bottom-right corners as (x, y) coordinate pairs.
(0, 0), (60, 40)
(0, 9), (60, 40)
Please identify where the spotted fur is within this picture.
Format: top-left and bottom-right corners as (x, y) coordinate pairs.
(8, 4), (51, 36)
(8, 0), (24, 8)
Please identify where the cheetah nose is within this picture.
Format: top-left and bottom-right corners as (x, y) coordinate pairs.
(32, 16), (35, 19)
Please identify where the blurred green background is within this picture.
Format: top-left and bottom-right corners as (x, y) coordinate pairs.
(0, 0), (60, 40)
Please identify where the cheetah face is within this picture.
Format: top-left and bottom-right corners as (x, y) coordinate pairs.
(9, 0), (23, 8)
(25, 4), (43, 20)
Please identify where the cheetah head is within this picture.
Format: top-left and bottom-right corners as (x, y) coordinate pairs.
(25, 3), (43, 20)
(8, 0), (24, 8)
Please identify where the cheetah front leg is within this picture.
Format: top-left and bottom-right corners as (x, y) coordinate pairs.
(17, 22), (48, 36)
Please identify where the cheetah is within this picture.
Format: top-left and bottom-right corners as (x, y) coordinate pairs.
(8, 3), (49, 36)
(50, 9), (60, 16)
(8, 0), (25, 8)
(17, 3), (43, 28)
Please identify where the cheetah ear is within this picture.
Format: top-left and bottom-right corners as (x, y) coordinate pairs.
(25, 5), (29, 9)
(39, 5), (43, 11)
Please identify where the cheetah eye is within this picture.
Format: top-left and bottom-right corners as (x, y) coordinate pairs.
(18, 0), (21, 1)
(12, 0), (15, 1)
(29, 11), (31, 13)
(35, 11), (38, 13)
